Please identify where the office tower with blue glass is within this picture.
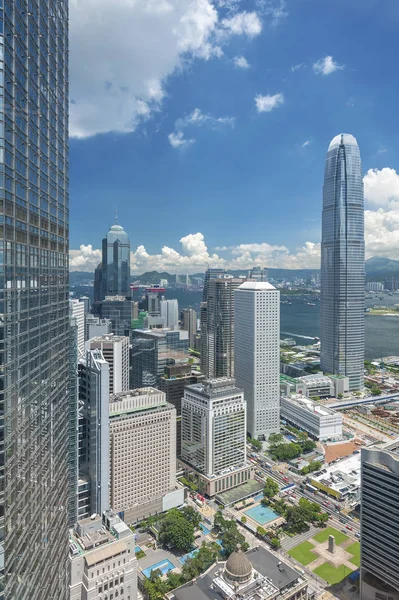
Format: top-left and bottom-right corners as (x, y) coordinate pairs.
(101, 222), (130, 300)
(0, 1), (69, 598)
(320, 134), (365, 391)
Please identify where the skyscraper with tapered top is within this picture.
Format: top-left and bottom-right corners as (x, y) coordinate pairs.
(320, 133), (365, 391)
(0, 1), (69, 598)
(101, 220), (130, 300)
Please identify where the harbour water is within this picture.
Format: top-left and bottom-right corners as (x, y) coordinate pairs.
(168, 289), (399, 361)
(280, 294), (399, 360)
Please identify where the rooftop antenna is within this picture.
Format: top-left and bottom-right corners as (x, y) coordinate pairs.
(115, 205), (118, 224)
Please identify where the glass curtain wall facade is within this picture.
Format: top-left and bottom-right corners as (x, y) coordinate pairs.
(0, 1), (69, 598)
(201, 276), (242, 379)
(101, 224), (130, 300)
(320, 133), (365, 391)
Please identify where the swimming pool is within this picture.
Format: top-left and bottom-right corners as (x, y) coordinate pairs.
(135, 546), (142, 553)
(179, 548), (199, 565)
(142, 559), (175, 578)
(199, 523), (210, 535)
(254, 493), (264, 501)
(244, 504), (278, 525)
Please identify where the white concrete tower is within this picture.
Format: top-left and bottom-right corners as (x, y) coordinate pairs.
(234, 281), (280, 439)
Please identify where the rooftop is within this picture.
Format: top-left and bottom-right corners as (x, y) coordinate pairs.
(328, 133), (358, 150)
(186, 378), (243, 400)
(237, 281), (277, 291)
(172, 546), (303, 600)
(282, 394), (337, 417)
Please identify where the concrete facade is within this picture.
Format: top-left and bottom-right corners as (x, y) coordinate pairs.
(234, 281), (280, 439)
(109, 388), (184, 523)
(69, 511), (137, 600)
(280, 394), (343, 440)
(89, 334), (129, 394)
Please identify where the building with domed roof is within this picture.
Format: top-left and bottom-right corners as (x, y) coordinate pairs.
(101, 221), (131, 300)
(168, 545), (308, 600)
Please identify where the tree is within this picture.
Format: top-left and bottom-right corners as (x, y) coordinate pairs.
(297, 432), (309, 443)
(269, 433), (284, 445)
(270, 537), (281, 549)
(370, 386), (382, 396)
(221, 528), (249, 557)
(263, 477), (279, 500)
(249, 437), (262, 451)
(257, 526), (267, 538)
(182, 506), (202, 530)
(158, 509), (195, 553)
(338, 393), (343, 399)
(241, 516), (247, 524)
(301, 439), (316, 453)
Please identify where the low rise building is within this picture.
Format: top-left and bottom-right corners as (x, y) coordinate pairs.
(168, 545), (308, 600)
(69, 511), (137, 600)
(280, 394), (342, 441)
(310, 453), (361, 500)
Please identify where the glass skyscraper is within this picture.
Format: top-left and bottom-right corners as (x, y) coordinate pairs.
(0, 1), (69, 598)
(101, 222), (130, 299)
(320, 133), (365, 391)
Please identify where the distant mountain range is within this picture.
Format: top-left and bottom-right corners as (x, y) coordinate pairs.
(69, 257), (399, 287)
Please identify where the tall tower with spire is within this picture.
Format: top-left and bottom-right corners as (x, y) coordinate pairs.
(320, 133), (365, 391)
(101, 220), (131, 300)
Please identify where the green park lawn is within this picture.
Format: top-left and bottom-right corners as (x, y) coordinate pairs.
(346, 542), (360, 567)
(288, 541), (318, 566)
(312, 526), (348, 546)
(314, 562), (354, 585)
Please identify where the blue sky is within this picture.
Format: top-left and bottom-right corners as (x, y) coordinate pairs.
(69, 0), (399, 273)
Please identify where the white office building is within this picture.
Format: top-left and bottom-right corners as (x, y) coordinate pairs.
(181, 379), (251, 497)
(69, 511), (137, 600)
(88, 334), (129, 394)
(234, 281), (280, 439)
(85, 314), (112, 341)
(280, 394), (342, 441)
(70, 299), (85, 356)
(160, 298), (179, 330)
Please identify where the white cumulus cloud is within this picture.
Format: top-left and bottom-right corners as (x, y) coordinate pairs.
(233, 55), (250, 69)
(70, 245), (102, 271)
(221, 11), (262, 37)
(363, 168), (399, 208)
(70, 1), (263, 138)
(313, 55), (344, 76)
(255, 93), (284, 113)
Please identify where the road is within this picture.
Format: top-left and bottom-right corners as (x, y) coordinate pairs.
(252, 459), (360, 536)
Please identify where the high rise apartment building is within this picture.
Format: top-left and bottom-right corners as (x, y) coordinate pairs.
(70, 298), (85, 356)
(234, 282), (280, 439)
(320, 133), (365, 391)
(160, 298), (179, 330)
(360, 446), (399, 600)
(89, 335), (129, 394)
(78, 349), (110, 520)
(109, 389), (184, 523)
(101, 222), (130, 300)
(180, 379), (251, 496)
(181, 307), (197, 348)
(0, 1), (69, 598)
(69, 511), (137, 600)
(200, 274), (243, 378)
